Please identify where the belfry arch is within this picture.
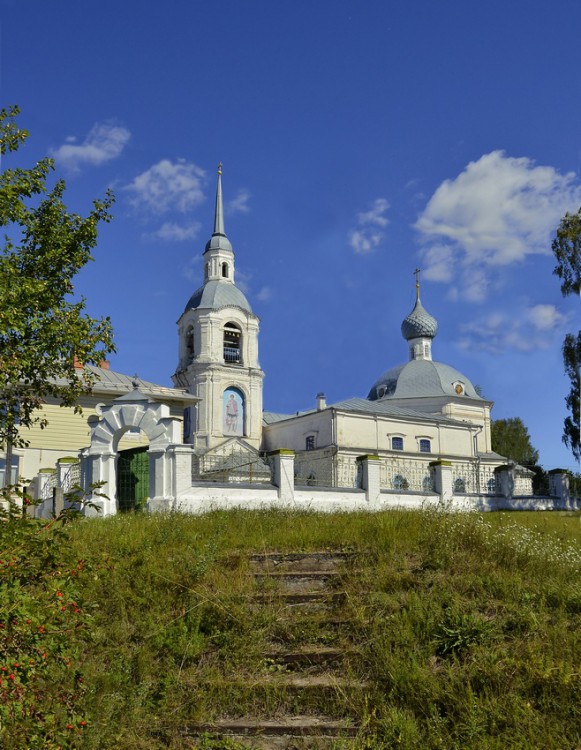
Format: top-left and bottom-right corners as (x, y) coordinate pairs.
(83, 387), (192, 516)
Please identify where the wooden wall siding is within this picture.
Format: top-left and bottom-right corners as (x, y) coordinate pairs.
(20, 397), (182, 453)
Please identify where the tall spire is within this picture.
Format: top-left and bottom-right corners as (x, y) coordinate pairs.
(213, 162), (225, 237)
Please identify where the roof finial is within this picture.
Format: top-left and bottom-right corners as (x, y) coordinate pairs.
(414, 268), (421, 301)
(213, 162), (225, 236)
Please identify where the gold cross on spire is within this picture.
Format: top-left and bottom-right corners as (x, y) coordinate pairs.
(414, 268), (421, 300)
(217, 162), (223, 175)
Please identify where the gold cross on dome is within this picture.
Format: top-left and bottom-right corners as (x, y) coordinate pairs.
(413, 268), (421, 299)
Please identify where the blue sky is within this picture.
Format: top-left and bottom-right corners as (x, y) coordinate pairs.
(2, 0), (580, 469)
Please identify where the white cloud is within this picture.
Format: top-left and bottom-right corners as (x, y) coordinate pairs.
(51, 122), (130, 172)
(458, 304), (570, 353)
(126, 159), (205, 214)
(416, 151), (581, 300)
(357, 198), (390, 227)
(526, 304), (567, 331)
(227, 189), (251, 215)
(256, 285), (272, 302)
(348, 198), (390, 254)
(147, 221), (201, 242)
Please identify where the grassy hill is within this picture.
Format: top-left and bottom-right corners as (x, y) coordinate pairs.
(2, 508), (580, 749)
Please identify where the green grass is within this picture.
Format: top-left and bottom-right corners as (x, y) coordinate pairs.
(62, 509), (581, 749)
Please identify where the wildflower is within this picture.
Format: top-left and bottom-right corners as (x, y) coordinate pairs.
(55, 591), (63, 598)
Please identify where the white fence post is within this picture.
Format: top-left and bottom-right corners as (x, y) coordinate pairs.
(356, 454), (381, 503)
(269, 450), (295, 502)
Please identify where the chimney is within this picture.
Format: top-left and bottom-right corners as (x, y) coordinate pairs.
(73, 356), (84, 370)
(316, 392), (326, 411)
(99, 360), (110, 370)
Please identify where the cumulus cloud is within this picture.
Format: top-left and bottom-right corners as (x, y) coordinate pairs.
(526, 304), (567, 331)
(416, 151), (581, 299)
(458, 304), (570, 353)
(348, 198), (390, 254)
(227, 189), (251, 215)
(126, 159), (205, 214)
(146, 221), (201, 242)
(51, 122), (130, 172)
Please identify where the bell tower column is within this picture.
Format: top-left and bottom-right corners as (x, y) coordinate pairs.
(173, 165), (264, 452)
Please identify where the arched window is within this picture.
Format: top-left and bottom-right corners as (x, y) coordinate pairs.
(305, 435), (315, 451)
(205, 262), (210, 280)
(223, 387), (245, 436)
(391, 436), (404, 451)
(222, 262), (229, 278)
(224, 322), (242, 363)
(454, 477), (466, 493)
(185, 325), (195, 362)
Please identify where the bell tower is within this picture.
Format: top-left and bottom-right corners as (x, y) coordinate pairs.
(173, 165), (264, 452)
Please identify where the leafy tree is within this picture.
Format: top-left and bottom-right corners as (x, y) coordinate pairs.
(562, 331), (580, 461)
(0, 106), (115, 470)
(491, 417), (539, 466)
(551, 207), (580, 460)
(552, 206), (581, 296)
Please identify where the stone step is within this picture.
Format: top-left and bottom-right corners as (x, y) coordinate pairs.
(253, 571), (342, 594)
(262, 646), (348, 667)
(248, 552), (358, 572)
(183, 716), (360, 741)
(252, 591), (347, 605)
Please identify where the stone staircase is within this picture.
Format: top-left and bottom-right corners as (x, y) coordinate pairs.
(183, 551), (368, 749)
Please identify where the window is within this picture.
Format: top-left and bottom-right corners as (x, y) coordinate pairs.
(223, 323), (241, 363)
(0, 457), (19, 486)
(391, 436), (404, 451)
(454, 477), (466, 493)
(222, 262), (229, 278)
(419, 439), (431, 453)
(185, 325), (195, 362)
(305, 435), (315, 451)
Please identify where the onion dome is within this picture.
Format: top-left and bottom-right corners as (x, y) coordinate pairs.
(401, 297), (438, 341)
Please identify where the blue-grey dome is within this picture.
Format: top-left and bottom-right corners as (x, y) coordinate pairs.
(184, 280), (252, 313)
(367, 359), (483, 401)
(401, 298), (438, 341)
(204, 233), (233, 253)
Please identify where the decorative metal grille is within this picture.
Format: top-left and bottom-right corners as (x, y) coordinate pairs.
(40, 472), (57, 501)
(61, 463), (81, 493)
(193, 447), (272, 484)
(294, 450), (335, 487)
(381, 458), (434, 492)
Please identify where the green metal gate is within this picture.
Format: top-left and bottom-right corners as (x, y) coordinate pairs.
(117, 447), (150, 512)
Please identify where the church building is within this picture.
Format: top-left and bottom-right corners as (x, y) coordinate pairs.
(170, 167), (506, 495)
(8, 165), (530, 511)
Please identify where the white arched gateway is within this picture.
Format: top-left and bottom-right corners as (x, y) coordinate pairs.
(83, 387), (196, 516)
